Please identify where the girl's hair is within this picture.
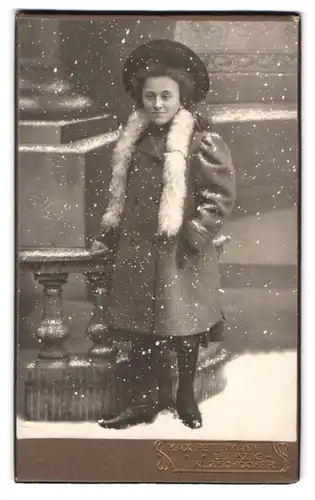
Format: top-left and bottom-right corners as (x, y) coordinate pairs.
(131, 63), (196, 109)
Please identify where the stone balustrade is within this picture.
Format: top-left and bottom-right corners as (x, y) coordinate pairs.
(18, 237), (231, 421)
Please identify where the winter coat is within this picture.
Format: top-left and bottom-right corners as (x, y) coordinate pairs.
(98, 111), (236, 338)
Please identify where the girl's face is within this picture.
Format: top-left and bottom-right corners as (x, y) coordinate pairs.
(142, 76), (181, 125)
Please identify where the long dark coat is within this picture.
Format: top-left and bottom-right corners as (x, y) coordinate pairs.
(99, 117), (236, 338)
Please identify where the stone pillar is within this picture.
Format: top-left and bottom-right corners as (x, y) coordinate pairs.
(17, 15), (98, 120)
(17, 14), (116, 347)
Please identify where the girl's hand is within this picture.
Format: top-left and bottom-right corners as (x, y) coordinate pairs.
(91, 239), (108, 256)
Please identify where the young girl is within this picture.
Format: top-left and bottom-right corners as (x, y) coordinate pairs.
(92, 39), (236, 430)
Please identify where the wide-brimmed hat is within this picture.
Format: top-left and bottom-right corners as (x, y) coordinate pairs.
(122, 39), (210, 104)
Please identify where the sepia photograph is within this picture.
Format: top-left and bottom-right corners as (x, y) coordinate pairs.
(15, 11), (300, 482)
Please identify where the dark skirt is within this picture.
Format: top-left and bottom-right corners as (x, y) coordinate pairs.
(199, 320), (225, 347)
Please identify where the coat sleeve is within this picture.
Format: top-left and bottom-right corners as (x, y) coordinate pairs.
(181, 131), (236, 253)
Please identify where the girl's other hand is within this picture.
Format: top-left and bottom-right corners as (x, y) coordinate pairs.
(91, 239), (108, 256)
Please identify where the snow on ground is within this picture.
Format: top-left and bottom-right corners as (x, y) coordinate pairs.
(17, 350), (297, 442)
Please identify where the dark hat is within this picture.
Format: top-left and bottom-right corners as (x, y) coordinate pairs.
(122, 39), (210, 104)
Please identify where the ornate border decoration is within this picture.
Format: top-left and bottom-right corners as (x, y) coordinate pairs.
(199, 52), (298, 74)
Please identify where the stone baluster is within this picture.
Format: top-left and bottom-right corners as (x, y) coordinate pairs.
(84, 271), (117, 363)
(35, 272), (69, 364)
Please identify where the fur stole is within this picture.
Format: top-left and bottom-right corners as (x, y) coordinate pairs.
(101, 108), (195, 237)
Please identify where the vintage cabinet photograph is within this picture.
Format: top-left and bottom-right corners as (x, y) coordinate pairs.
(15, 12), (300, 483)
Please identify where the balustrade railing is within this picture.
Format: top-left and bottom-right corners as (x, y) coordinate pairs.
(18, 235), (231, 421)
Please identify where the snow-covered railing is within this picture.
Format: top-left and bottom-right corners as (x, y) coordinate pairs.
(19, 235), (230, 366)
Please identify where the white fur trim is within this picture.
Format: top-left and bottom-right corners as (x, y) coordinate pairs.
(158, 109), (195, 236)
(101, 110), (149, 230)
(101, 108), (195, 236)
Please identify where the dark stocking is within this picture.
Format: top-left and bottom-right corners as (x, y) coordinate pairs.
(152, 338), (175, 411)
(130, 338), (155, 407)
(176, 336), (202, 429)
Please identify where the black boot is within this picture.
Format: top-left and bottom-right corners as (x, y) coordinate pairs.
(98, 339), (159, 430)
(176, 336), (202, 429)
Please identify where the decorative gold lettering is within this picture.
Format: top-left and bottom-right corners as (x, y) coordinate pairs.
(155, 441), (292, 475)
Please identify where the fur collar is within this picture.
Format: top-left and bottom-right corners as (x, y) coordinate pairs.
(101, 108), (195, 237)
